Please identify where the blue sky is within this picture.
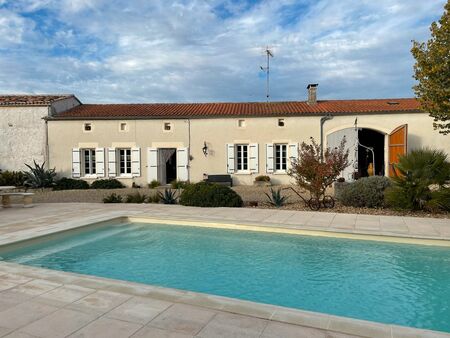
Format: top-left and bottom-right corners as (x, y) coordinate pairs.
(0, 0), (446, 103)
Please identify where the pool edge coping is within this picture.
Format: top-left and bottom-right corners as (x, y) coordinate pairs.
(1, 215), (450, 338)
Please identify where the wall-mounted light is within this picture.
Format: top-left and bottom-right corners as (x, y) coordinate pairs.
(202, 141), (209, 157)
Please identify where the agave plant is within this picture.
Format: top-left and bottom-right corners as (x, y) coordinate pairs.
(265, 188), (288, 208)
(24, 161), (57, 188)
(158, 188), (178, 204)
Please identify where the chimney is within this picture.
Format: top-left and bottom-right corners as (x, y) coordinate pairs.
(307, 83), (318, 105)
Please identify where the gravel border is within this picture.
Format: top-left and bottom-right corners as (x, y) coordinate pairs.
(15, 186), (449, 219)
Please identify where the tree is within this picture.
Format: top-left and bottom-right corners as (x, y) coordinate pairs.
(288, 137), (349, 201)
(411, 0), (450, 134)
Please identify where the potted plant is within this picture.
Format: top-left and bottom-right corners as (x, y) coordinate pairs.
(254, 175), (271, 187)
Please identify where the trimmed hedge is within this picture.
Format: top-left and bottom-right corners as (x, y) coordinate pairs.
(53, 177), (90, 190)
(179, 182), (243, 207)
(91, 179), (125, 189)
(338, 176), (391, 208)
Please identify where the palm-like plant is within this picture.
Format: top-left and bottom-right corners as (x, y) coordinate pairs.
(386, 148), (450, 211)
(265, 188), (289, 208)
(24, 161), (57, 188)
(158, 188), (178, 204)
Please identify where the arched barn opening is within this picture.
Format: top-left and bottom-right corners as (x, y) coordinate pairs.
(357, 128), (385, 177)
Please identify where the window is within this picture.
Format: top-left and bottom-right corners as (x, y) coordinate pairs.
(120, 122), (127, 131)
(118, 148), (131, 175)
(83, 123), (92, 131)
(235, 144), (248, 171)
(83, 149), (96, 175)
(278, 119), (285, 127)
(164, 122), (172, 131)
(275, 144), (287, 171)
(238, 119), (246, 128)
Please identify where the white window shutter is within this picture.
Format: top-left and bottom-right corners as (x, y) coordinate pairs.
(108, 148), (117, 177)
(72, 148), (81, 178)
(288, 143), (299, 167)
(226, 144), (235, 174)
(266, 144), (274, 174)
(131, 147), (141, 177)
(249, 143), (259, 173)
(95, 148), (105, 177)
(147, 148), (158, 182)
(176, 147), (189, 181)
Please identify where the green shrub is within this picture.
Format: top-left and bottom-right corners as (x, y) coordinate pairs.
(147, 194), (161, 203)
(339, 176), (391, 208)
(158, 188), (178, 204)
(0, 170), (26, 186)
(385, 148), (450, 211)
(103, 193), (123, 203)
(255, 175), (270, 182)
(170, 180), (189, 189)
(91, 179), (125, 189)
(179, 182), (243, 207)
(125, 192), (147, 203)
(24, 161), (56, 188)
(148, 180), (160, 189)
(53, 177), (90, 190)
(265, 188), (288, 207)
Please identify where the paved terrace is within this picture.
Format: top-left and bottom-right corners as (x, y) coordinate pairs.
(0, 203), (449, 338)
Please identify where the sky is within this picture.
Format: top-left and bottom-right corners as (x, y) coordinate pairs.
(0, 0), (446, 103)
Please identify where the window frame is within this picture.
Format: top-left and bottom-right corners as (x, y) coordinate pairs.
(274, 143), (287, 173)
(235, 144), (249, 172)
(82, 148), (96, 177)
(83, 122), (93, 132)
(118, 148), (132, 176)
(163, 122), (173, 132)
(278, 118), (285, 127)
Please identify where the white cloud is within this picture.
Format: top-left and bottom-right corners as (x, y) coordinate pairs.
(0, 0), (447, 102)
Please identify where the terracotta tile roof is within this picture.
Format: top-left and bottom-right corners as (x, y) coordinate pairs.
(0, 95), (74, 106)
(53, 98), (420, 119)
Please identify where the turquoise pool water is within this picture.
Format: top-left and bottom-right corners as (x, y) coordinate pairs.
(1, 222), (450, 332)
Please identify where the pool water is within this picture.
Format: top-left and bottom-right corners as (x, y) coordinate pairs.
(1, 222), (450, 332)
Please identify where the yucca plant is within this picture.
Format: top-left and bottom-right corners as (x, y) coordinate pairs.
(24, 161), (57, 188)
(158, 188), (178, 204)
(265, 188), (289, 208)
(385, 148), (450, 211)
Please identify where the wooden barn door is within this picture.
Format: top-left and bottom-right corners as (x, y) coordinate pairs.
(388, 124), (408, 176)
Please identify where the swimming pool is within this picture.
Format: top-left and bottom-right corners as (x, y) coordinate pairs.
(1, 220), (449, 333)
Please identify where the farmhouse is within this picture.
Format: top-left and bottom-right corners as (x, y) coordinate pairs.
(2, 85), (448, 186)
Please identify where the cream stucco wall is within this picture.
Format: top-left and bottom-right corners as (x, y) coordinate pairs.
(47, 111), (449, 186)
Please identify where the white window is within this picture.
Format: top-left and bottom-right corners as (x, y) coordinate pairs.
(83, 123), (92, 132)
(278, 119), (285, 127)
(118, 148), (132, 175)
(275, 144), (287, 171)
(83, 149), (96, 175)
(235, 144), (248, 171)
(163, 122), (172, 131)
(238, 119), (246, 128)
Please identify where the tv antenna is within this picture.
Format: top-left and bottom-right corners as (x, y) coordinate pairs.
(260, 46), (274, 102)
